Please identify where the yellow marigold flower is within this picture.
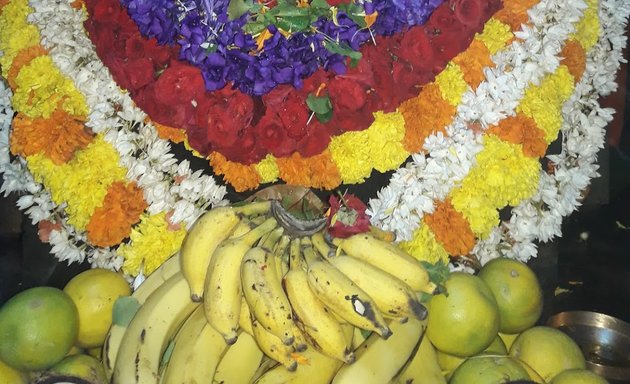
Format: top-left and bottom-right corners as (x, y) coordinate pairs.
(255, 155), (279, 184)
(119, 212), (186, 276)
(400, 224), (450, 265)
(461, 135), (541, 206)
(329, 125), (374, 184)
(572, 0), (600, 50)
(366, 111), (409, 173)
(0, 0), (40, 76)
(13, 55), (88, 119)
(26, 136), (127, 230)
(518, 65), (574, 142)
(435, 62), (468, 106)
(476, 18), (514, 54)
(450, 188), (499, 238)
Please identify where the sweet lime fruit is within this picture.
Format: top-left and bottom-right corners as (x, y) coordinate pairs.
(47, 354), (107, 384)
(449, 355), (531, 384)
(436, 334), (508, 379)
(499, 332), (520, 350)
(63, 268), (132, 348)
(426, 272), (500, 357)
(509, 326), (586, 382)
(0, 358), (28, 384)
(478, 258), (543, 333)
(0, 286), (79, 371)
(550, 368), (609, 384)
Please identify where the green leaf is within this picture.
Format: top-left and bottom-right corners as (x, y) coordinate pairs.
(306, 93), (332, 115)
(227, 0), (254, 20)
(112, 296), (141, 327)
(315, 109), (333, 123)
(421, 259), (450, 295)
(324, 40), (362, 60)
(310, 0), (330, 10)
(243, 22), (267, 35)
(275, 15), (311, 32)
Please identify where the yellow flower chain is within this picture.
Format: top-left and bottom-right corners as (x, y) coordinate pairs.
(26, 137), (127, 230)
(118, 212), (187, 276)
(0, 0), (39, 76)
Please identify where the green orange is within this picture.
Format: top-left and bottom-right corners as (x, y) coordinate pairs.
(426, 272), (500, 357)
(509, 326), (586, 382)
(478, 257), (543, 333)
(0, 287), (79, 371)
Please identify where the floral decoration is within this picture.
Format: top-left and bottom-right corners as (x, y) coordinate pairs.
(0, 0), (628, 278)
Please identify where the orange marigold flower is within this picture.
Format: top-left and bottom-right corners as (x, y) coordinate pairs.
(560, 40), (586, 83)
(150, 120), (187, 143)
(494, 0), (540, 31)
(400, 83), (455, 153)
(86, 181), (148, 247)
(453, 40), (494, 89)
(486, 114), (548, 158)
(210, 152), (261, 192)
(276, 151), (341, 190)
(10, 109), (93, 164)
(7, 45), (48, 90)
(424, 199), (476, 256)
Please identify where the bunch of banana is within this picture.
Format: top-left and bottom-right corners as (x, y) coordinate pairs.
(104, 197), (445, 383)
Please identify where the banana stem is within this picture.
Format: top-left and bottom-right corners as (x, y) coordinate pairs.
(261, 226), (284, 250)
(233, 200), (272, 216)
(300, 238), (320, 266)
(311, 232), (336, 260)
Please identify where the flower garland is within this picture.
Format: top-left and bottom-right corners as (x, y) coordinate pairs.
(82, 0), (502, 187)
(0, 0), (628, 276)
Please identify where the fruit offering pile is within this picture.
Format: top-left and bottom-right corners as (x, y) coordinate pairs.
(0, 198), (611, 384)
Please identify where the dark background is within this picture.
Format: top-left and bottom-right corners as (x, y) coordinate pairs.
(1, 37), (629, 328)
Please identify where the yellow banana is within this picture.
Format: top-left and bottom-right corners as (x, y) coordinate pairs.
(254, 324), (353, 384)
(302, 239), (391, 339)
(312, 233), (427, 320)
(180, 201), (271, 302)
(391, 333), (446, 384)
(333, 232), (435, 293)
(112, 273), (198, 384)
(331, 255), (427, 320)
(273, 235), (290, 280)
(161, 305), (228, 384)
(283, 239), (354, 363)
(251, 316), (298, 371)
(212, 332), (264, 384)
(238, 293), (254, 336)
(241, 241), (295, 345)
(203, 217), (278, 344)
(102, 252), (181, 381)
(332, 319), (426, 384)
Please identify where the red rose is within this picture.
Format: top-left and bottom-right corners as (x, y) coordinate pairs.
(126, 58), (155, 90)
(295, 119), (333, 157)
(254, 111), (298, 158)
(397, 27), (434, 71)
(328, 77), (368, 113)
(197, 89), (255, 149)
(153, 60), (206, 106)
(327, 77), (374, 132)
(362, 38), (398, 113)
(391, 61), (429, 100)
(450, 0), (484, 27)
(326, 194), (371, 238)
(263, 86), (310, 140)
(219, 128), (266, 164)
(88, 0), (123, 24)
